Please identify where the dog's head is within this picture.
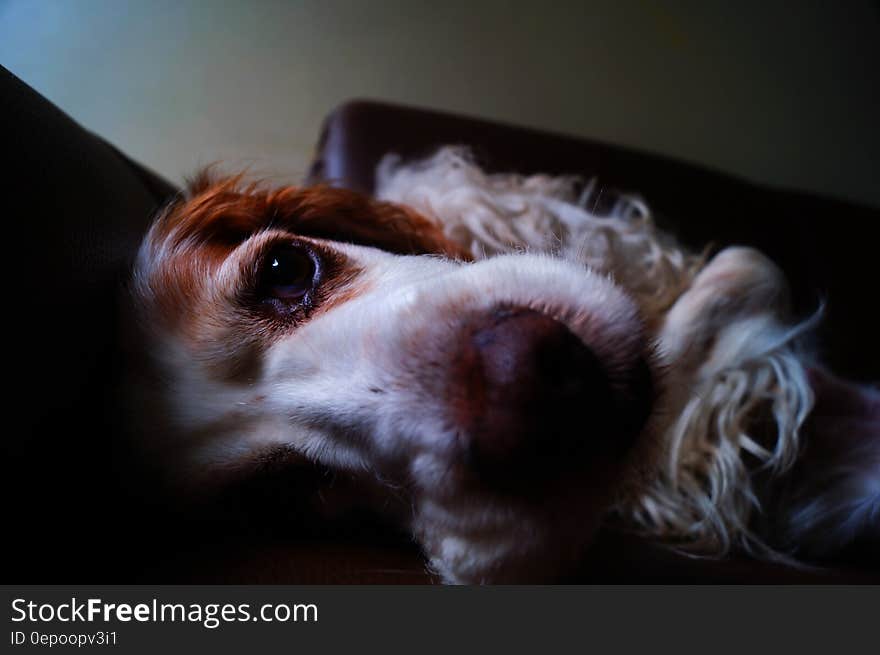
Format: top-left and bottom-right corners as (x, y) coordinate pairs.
(129, 170), (664, 582)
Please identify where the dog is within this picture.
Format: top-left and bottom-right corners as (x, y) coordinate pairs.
(127, 147), (879, 583)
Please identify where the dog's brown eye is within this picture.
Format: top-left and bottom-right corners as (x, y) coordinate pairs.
(260, 245), (318, 302)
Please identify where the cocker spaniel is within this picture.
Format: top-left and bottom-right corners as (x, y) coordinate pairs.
(128, 147), (878, 583)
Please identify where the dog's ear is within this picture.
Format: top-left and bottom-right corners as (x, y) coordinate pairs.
(155, 169), (471, 260)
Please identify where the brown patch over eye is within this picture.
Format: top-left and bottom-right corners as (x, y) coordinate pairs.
(153, 171), (472, 261)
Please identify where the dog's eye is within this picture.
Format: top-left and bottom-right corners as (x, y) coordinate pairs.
(260, 245), (318, 302)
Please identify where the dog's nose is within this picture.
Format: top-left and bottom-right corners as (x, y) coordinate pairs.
(453, 308), (650, 483)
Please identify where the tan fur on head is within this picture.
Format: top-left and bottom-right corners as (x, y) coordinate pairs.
(377, 147), (815, 561)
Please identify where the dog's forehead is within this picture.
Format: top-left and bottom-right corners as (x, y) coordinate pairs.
(149, 172), (469, 260)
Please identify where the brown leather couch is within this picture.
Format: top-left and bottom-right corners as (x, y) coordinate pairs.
(3, 64), (876, 583)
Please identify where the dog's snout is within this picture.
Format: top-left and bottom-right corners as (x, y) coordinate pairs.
(452, 307), (649, 483)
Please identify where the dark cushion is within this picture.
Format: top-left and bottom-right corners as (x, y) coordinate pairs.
(2, 65), (177, 580)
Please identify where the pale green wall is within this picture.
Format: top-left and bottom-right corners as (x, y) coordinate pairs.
(1, 0), (878, 207)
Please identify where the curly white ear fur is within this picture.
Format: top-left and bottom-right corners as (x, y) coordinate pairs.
(377, 147), (819, 561)
(378, 147), (701, 320)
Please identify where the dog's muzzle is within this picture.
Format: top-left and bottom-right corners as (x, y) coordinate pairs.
(450, 307), (652, 486)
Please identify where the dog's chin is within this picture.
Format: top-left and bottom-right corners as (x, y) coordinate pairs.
(408, 458), (627, 583)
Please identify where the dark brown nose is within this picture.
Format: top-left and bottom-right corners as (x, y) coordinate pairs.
(453, 307), (651, 483)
